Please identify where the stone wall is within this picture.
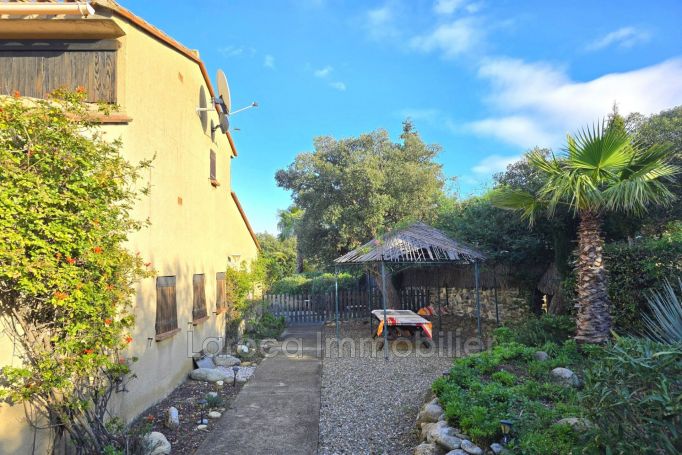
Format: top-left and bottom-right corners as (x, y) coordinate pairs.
(420, 287), (530, 323)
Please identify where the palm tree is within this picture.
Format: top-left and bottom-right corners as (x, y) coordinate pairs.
(491, 122), (678, 343)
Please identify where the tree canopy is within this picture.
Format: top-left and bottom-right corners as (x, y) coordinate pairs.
(275, 121), (445, 266)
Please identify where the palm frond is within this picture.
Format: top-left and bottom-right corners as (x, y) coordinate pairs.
(566, 122), (634, 179)
(643, 279), (682, 344)
(489, 187), (543, 225)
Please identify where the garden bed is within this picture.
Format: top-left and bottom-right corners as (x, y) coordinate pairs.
(129, 361), (258, 454)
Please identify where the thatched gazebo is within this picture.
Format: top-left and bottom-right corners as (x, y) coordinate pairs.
(333, 222), (485, 357)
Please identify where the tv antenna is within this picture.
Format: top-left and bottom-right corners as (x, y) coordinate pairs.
(196, 69), (258, 134)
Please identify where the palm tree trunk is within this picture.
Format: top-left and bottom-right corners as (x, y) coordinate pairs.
(575, 211), (611, 343)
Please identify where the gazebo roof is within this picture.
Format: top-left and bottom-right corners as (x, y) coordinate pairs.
(334, 222), (485, 265)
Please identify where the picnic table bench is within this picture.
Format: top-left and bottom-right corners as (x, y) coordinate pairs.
(371, 309), (433, 348)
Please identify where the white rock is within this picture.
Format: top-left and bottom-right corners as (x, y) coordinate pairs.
(206, 392), (218, 399)
(534, 351), (549, 361)
(165, 406), (179, 430)
(190, 368), (231, 383)
(551, 367), (581, 387)
(196, 424), (208, 431)
(432, 425), (462, 451)
(490, 443), (505, 454)
(413, 442), (445, 455)
(421, 422), (437, 441)
(556, 417), (593, 431)
(143, 432), (171, 455)
(417, 403), (444, 426)
(214, 354), (241, 367)
(208, 411), (222, 419)
(461, 439), (483, 455)
(445, 450), (467, 455)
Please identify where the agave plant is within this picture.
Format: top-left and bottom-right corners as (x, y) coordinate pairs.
(491, 121), (679, 344)
(643, 278), (682, 344)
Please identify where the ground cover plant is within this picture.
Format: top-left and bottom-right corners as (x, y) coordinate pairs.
(432, 315), (682, 454)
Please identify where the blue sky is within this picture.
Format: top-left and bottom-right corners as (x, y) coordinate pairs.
(118, 0), (682, 234)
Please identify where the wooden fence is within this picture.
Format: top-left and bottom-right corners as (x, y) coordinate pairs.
(263, 288), (431, 324)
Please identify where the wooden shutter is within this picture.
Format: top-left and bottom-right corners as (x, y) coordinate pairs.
(216, 272), (226, 313)
(209, 150), (217, 181)
(155, 276), (178, 338)
(0, 40), (118, 103)
(193, 274), (207, 322)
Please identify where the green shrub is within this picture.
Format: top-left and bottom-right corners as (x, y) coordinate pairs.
(247, 311), (285, 339)
(580, 336), (682, 454)
(269, 272), (358, 294)
(605, 235), (682, 334)
(494, 315), (575, 347)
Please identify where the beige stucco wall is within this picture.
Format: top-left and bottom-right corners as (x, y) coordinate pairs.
(0, 15), (259, 454)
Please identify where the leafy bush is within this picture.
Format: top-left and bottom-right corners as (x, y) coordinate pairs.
(269, 272), (358, 294)
(0, 91), (151, 452)
(247, 311), (285, 339)
(494, 315), (575, 347)
(604, 235), (682, 334)
(580, 337), (682, 454)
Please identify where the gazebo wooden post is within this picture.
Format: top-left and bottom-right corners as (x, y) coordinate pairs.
(474, 260), (482, 339)
(380, 260), (389, 360)
(334, 266), (340, 342)
(366, 269), (373, 336)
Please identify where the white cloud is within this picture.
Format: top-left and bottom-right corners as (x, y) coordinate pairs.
(263, 54), (275, 69)
(365, 4), (400, 40)
(468, 57), (682, 148)
(472, 154), (521, 175)
(433, 0), (465, 15)
(410, 18), (481, 58)
(586, 26), (650, 51)
(314, 65), (333, 78)
(218, 45), (256, 58)
(329, 81), (347, 91)
(468, 116), (558, 148)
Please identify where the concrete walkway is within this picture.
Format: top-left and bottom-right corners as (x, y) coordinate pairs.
(196, 324), (323, 455)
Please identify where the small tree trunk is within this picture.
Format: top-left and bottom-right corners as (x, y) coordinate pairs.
(371, 265), (400, 309)
(575, 211), (612, 343)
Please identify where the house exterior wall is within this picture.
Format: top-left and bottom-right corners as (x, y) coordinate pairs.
(0, 13), (259, 454)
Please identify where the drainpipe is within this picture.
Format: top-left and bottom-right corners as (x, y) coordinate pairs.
(0, 2), (95, 17)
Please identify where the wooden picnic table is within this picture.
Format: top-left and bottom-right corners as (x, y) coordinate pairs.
(371, 309), (433, 341)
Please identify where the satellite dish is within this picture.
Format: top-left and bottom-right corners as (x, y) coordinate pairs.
(216, 69), (231, 114)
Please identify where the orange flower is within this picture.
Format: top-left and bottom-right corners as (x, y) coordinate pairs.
(145, 415), (154, 423)
(106, 284), (114, 291)
(54, 291), (68, 300)
(124, 335), (133, 344)
(83, 348), (94, 355)
(144, 262), (152, 268)
(12, 90), (20, 98)
(104, 318), (112, 326)
(66, 257), (76, 265)
(93, 246), (103, 254)
(76, 86), (86, 94)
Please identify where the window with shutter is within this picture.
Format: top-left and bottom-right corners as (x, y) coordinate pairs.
(215, 272), (226, 313)
(192, 274), (208, 323)
(209, 150), (220, 186)
(155, 276), (179, 340)
(0, 40), (118, 103)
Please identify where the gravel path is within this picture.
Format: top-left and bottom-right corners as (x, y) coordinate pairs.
(319, 317), (494, 455)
